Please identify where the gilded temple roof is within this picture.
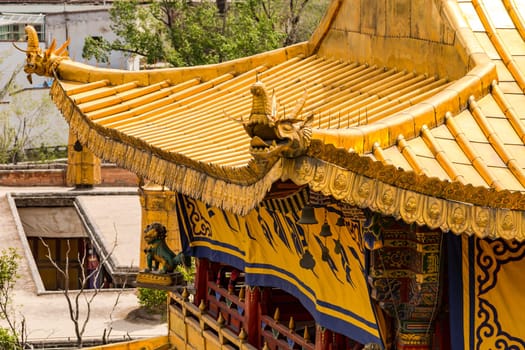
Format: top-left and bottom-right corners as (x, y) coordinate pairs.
(371, 0), (525, 192)
(56, 56), (452, 167)
(20, 0), (525, 239)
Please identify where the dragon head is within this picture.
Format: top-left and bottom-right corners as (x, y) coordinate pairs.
(13, 25), (70, 84)
(235, 81), (313, 160)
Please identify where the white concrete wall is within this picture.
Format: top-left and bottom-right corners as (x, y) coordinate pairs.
(45, 9), (130, 70)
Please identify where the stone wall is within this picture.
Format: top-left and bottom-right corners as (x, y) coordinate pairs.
(0, 163), (138, 187)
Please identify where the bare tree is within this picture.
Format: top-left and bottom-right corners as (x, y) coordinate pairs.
(101, 270), (129, 345)
(283, 0), (312, 46)
(0, 82), (59, 164)
(40, 238), (118, 348)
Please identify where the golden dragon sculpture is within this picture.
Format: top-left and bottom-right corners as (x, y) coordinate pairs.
(232, 81), (313, 161)
(13, 25), (70, 84)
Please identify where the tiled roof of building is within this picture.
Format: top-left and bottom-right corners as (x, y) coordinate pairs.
(59, 57), (450, 168)
(370, 0), (525, 192)
(0, 3), (111, 13)
(23, 0), (525, 238)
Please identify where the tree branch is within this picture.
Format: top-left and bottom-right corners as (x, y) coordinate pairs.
(40, 229), (121, 347)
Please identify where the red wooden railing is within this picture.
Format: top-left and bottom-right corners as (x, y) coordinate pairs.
(204, 280), (315, 349)
(206, 281), (246, 334)
(261, 312), (315, 350)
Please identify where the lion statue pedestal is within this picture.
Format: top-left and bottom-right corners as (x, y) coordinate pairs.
(136, 271), (185, 287)
(137, 223), (187, 288)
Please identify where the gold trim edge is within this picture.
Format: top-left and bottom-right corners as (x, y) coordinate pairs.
(306, 140), (525, 211)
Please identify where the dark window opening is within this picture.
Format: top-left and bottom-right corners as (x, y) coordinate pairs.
(27, 237), (113, 291)
(17, 205), (115, 291)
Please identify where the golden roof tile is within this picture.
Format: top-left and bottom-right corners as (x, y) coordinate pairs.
(503, 0), (525, 40)
(420, 124), (466, 184)
(396, 135), (429, 177)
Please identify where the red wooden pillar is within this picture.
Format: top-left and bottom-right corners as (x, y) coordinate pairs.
(332, 333), (342, 349)
(244, 286), (261, 348)
(315, 325), (331, 350)
(260, 287), (271, 316)
(194, 258), (209, 306)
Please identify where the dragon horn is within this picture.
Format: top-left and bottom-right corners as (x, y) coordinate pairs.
(11, 42), (28, 53)
(271, 91), (278, 119)
(289, 89), (308, 119)
(12, 26), (40, 53)
(25, 25), (40, 52)
(223, 110), (243, 124)
(303, 113), (314, 126)
(55, 38), (71, 56)
(48, 38), (57, 53)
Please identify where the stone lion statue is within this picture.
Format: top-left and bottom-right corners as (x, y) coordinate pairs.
(143, 223), (185, 274)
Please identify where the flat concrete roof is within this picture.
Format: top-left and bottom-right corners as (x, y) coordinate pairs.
(76, 194), (142, 272)
(0, 186), (165, 344)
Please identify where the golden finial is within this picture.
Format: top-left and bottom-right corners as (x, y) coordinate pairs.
(199, 300), (206, 313)
(217, 312), (225, 326)
(273, 308), (280, 323)
(238, 286), (245, 301)
(303, 326), (310, 342)
(182, 287), (189, 301)
(288, 317), (295, 331)
(239, 328), (247, 342)
(262, 342), (270, 350)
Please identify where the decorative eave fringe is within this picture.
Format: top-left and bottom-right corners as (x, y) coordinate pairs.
(50, 80), (281, 215)
(304, 140), (525, 211)
(284, 143), (525, 240)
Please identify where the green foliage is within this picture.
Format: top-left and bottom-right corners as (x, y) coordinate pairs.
(176, 257), (195, 284)
(0, 86), (61, 164)
(137, 287), (167, 313)
(288, 0), (330, 44)
(0, 249), (24, 349)
(0, 248), (21, 325)
(82, 36), (113, 63)
(83, 0), (329, 67)
(0, 248), (20, 297)
(83, 0), (170, 65)
(220, 1), (285, 62)
(0, 327), (18, 349)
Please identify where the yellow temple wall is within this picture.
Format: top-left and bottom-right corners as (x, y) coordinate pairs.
(66, 130), (101, 187)
(83, 336), (169, 350)
(315, 0), (471, 80)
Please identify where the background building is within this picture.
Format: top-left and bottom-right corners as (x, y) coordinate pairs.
(0, 2), (131, 69)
